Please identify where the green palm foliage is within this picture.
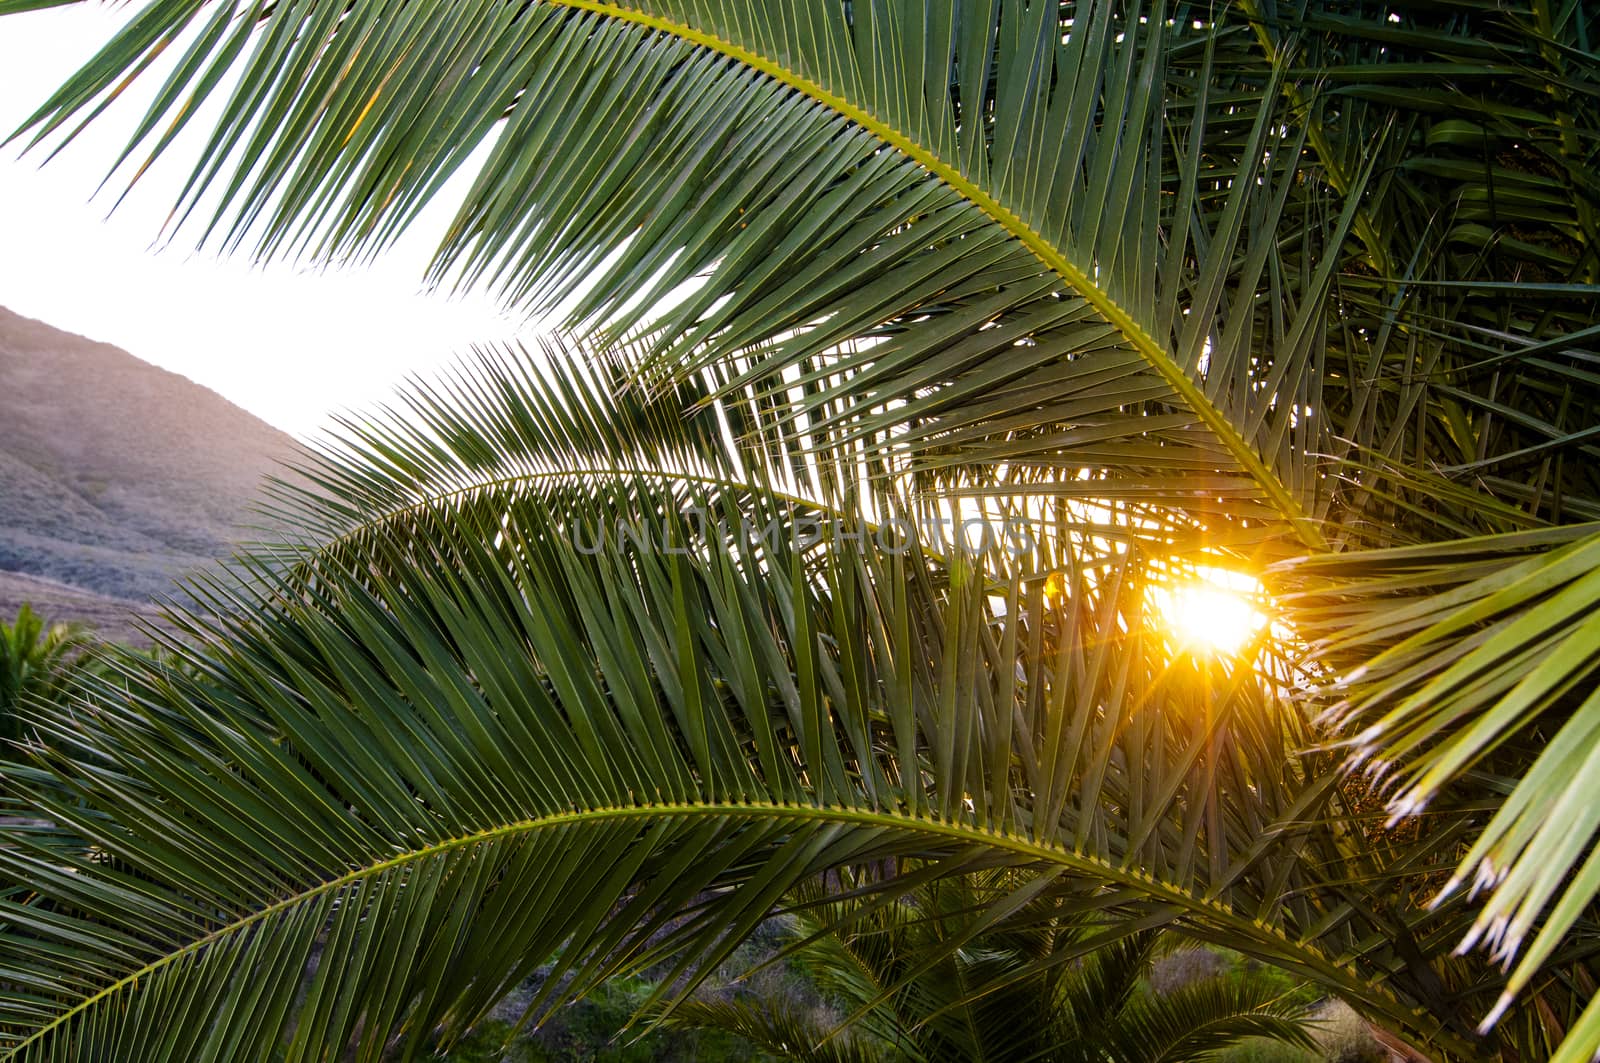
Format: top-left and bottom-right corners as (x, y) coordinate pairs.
(0, 605), (91, 741)
(0, 350), (1549, 1061)
(0, 0), (1596, 1060)
(662, 871), (1317, 1062)
(1289, 523), (1600, 1054)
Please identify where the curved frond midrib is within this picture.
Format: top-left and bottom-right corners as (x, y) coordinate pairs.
(545, 0), (1327, 550)
(281, 465), (890, 577)
(282, 462), (1042, 590)
(7, 800), (1444, 1059)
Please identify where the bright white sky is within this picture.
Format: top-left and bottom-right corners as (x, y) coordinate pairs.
(0, 5), (526, 438)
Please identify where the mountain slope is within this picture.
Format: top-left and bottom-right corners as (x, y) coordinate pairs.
(0, 571), (165, 648)
(0, 305), (300, 603)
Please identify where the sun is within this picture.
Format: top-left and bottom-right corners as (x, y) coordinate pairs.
(1147, 567), (1269, 657)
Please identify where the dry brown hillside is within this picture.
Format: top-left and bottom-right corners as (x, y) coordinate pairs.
(0, 305), (301, 613)
(0, 571), (165, 648)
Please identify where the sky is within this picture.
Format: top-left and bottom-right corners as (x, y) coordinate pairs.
(0, 5), (525, 438)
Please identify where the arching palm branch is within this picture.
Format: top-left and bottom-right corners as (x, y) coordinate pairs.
(0, 0), (1596, 1060)
(0, 349), (1550, 1061)
(1288, 523), (1600, 1060)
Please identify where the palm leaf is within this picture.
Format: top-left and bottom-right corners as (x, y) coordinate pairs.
(655, 998), (887, 1063)
(5, 0), (1600, 1056)
(0, 605), (95, 740)
(7, 0), (1379, 549)
(1260, 1), (1600, 542)
(1287, 523), (1600, 1060)
(667, 865), (1317, 1063)
(0, 349), (1522, 1060)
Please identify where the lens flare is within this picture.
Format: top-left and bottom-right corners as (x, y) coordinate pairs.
(1148, 567), (1268, 657)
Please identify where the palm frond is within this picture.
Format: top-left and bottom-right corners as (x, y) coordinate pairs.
(655, 998), (888, 1063)
(1261, 0), (1600, 541)
(1287, 523), (1600, 1057)
(670, 865), (1318, 1063)
(1100, 977), (1315, 1063)
(0, 605), (95, 740)
(5, 1), (1600, 1057)
(7, 0), (1382, 547)
(0, 351), (1504, 1061)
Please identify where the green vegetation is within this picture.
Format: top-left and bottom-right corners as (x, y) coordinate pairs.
(661, 872), (1316, 1062)
(0, 604), (90, 740)
(433, 989), (763, 1063)
(0, 1), (1595, 1061)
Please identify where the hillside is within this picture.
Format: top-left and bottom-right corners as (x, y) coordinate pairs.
(0, 571), (166, 648)
(0, 305), (300, 615)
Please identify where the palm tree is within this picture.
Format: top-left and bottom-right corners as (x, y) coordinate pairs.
(661, 870), (1317, 1062)
(0, 1), (1594, 1060)
(0, 347), (1551, 1061)
(0, 604), (91, 741)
